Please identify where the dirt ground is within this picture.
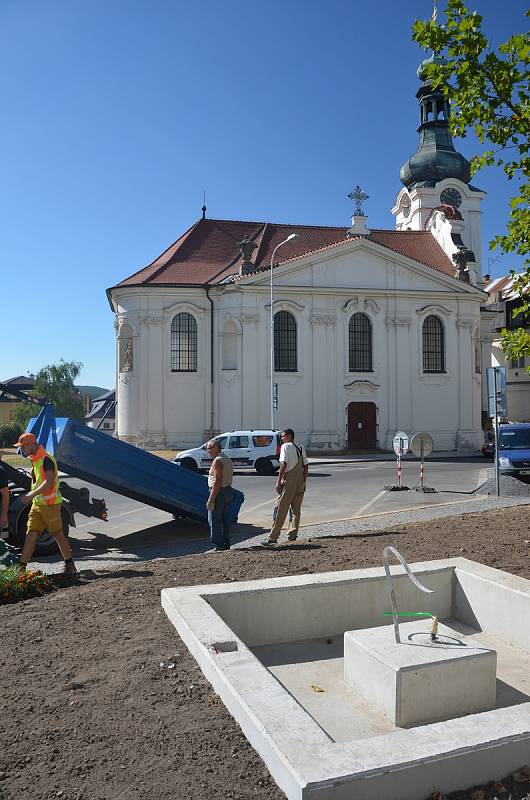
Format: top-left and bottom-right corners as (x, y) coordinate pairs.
(1, 505), (529, 800)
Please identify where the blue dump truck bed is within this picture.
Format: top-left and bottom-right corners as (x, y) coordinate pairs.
(28, 406), (244, 524)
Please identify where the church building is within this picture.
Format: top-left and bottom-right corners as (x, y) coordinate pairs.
(108, 52), (488, 452)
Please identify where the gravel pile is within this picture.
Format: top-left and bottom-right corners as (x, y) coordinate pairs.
(480, 474), (530, 497)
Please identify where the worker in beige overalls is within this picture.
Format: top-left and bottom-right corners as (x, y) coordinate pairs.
(262, 428), (308, 546)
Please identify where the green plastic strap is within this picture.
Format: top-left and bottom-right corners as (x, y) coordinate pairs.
(383, 612), (432, 617)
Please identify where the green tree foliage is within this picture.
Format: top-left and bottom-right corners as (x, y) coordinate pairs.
(0, 423), (23, 448)
(12, 360), (85, 428)
(413, 1), (530, 365)
(12, 402), (41, 430)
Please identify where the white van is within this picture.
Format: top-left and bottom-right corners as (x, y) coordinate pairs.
(175, 430), (281, 475)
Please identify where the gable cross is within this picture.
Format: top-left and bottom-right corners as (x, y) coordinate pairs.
(347, 185), (369, 217)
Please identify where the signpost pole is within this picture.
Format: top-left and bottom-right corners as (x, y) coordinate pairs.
(387, 431), (410, 492)
(487, 366), (506, 499)
(410, 432), (435, 492)
(494, 368), (500, 498)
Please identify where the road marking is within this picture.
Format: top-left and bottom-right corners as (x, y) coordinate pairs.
(239, 498), (276, 515)
(354, 489), (388, 517)
(318, 465), (378, 472)
(476, 467), (493, 490)
(75, 505), (152, 528)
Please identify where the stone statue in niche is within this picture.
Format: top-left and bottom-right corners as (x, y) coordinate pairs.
(122, 338), (133, 372)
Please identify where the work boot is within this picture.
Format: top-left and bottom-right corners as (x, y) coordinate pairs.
(260, 538), (277, 547)
(287, 533), (297, 542)
(62, 560), (78, 578)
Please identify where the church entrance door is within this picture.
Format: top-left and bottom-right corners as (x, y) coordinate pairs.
(347, 402), (376, 449)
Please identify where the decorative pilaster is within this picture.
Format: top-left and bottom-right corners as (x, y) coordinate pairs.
(386, 316), (411, 327)
(310, 314), (336, 326)
(386, 316), (413, 432)
(240, 312), (260, 325)
(140, 315), (164, 326)
(139, 315), (165, 446)
(239, 311), (260, 427)
(456, 317), (476, 447)
(310, 312), (337, 445)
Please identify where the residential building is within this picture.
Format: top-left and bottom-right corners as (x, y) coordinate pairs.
(85, 389), (116, 433)
(483, 274), (530, 422)
(0, 376), (34, 425)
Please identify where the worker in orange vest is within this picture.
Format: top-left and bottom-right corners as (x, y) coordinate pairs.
(13, 432), (77, 577)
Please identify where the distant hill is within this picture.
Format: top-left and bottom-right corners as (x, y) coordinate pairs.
(76, 385), (110, 400)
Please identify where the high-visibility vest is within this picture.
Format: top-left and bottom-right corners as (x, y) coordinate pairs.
(29, 446), (62, 506)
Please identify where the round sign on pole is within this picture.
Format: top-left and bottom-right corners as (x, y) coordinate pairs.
(410, 432), (434, 459)
(392, 431), (409, 456)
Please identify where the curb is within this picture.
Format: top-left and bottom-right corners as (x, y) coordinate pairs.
(308, 452), (484, 465)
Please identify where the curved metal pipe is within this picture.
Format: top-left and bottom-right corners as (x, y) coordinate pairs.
(383, 545), (434, 644)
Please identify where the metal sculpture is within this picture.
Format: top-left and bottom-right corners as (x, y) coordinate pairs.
(383, 545), (434, 643)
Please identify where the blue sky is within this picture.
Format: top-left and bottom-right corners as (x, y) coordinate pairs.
(1, 0), (527, 389)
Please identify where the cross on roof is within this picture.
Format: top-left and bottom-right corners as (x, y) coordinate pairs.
(432, 0), (438, 23)
(347, 185), (369, 216)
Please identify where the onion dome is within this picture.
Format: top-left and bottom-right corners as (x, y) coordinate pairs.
(400, 53), (471, 189)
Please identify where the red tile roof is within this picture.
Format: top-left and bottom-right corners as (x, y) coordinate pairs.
(111, 217), (455, 289)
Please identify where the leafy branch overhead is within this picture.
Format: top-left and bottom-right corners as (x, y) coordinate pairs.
(413, 0), (530, 364)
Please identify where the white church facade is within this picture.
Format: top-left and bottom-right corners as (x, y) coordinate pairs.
(108, 52), (489, 452)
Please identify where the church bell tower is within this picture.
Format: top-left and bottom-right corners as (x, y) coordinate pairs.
(392, 52), (486, 282)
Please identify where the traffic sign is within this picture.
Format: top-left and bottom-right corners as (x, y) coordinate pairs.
(410, 432), (434, 459)
(392, 431), (409, 456)
(486, 367), (507, 418)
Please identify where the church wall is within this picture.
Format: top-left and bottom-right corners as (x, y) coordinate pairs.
(111, 259), (484, 452)
(408, 311), (461, 450)
(113, 288), (211, 449)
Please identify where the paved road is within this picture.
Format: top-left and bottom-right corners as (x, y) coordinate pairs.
(237, 458), (488, 527)
(30, 458), (490, 565)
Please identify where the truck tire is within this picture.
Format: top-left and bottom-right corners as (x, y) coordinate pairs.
(13, 506), (70, 558)
(180, 458), (198, 472)
(255, 458), (275, 476)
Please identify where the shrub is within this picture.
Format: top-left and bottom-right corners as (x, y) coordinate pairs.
(0, 565), (54, 604)
(0, 422), (23, 448)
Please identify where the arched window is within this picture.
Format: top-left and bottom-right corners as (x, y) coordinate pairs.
(422, 315), (445, 373)
(222, 321), (238, 370)
(171, 313), (197, 372)
(274, 311), (297, 372)
(349, 313), (372, 372)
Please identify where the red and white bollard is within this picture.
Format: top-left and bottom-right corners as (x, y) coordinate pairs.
(397, 457), (402, 488)
(420, 461), (425, 488)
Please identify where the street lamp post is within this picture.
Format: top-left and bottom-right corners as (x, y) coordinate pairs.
(270, 233), (300, 429)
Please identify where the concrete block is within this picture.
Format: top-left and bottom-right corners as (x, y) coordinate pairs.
(162, 560), (530, 799)
(344, 620), (497, 727)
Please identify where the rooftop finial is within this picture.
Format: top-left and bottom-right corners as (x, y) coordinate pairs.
(238, 237), (257, 275)
(347, 185), (369, 217)
(202, 189), (207, 220)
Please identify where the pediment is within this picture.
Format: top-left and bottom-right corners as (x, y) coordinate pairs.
(242, 237), (481, 295)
